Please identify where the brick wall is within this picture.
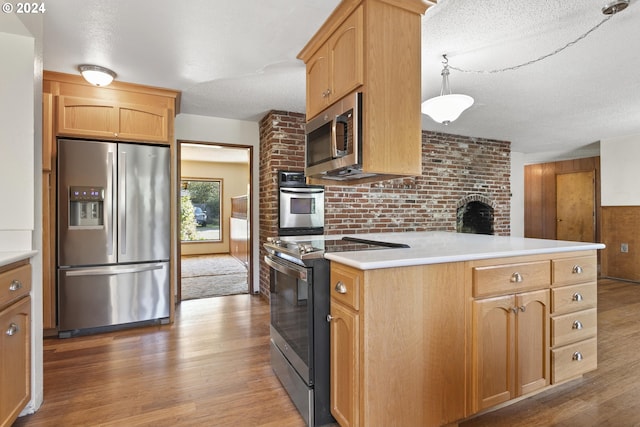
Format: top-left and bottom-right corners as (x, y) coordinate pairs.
(258, 111), (306, 296)
(259, 111), (512, 296)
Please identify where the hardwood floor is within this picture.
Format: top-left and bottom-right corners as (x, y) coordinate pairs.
(13, 278), (640, 427)
(14, 295), (306, 427)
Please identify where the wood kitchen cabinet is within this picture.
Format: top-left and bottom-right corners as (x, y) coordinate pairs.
(329, 261), (466, 427)
(305, 6), (363, 120)
(472, 289), (550, 411)
(550, 255), (598, 383)
(299, 0), (429, 182)
(0, 260), (31, 427)
(57, 96), (171, 143)
(328, 250), (598, 426)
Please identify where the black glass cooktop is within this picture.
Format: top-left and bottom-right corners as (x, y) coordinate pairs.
(323, 237), (410, 253)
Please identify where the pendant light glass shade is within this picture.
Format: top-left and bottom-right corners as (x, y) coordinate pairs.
(422, 55), (473, 125)
(421, 94), (474, 125)
(78, 64), (116, 86)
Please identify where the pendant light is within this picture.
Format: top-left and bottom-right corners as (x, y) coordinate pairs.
(78, 64), (117, 86)
(421, 55), (474, 125)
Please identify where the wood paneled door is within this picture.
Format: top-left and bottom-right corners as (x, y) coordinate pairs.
(556, 171), (595, 242)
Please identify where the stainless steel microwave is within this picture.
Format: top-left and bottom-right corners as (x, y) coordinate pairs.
(305, 92), (363, 179)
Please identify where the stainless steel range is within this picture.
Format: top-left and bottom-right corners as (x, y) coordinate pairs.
(264, 236), (409, 426)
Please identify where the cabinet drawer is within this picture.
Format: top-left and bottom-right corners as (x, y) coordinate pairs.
(331, 264), (362, 311)
(0, 263), (31, 308)
(473, 261), (550, 297)
(551, 283), (597, 315)
(551, 337), (597, 384)
(551, 308), (597, 347)
(552, 256), (597, 286)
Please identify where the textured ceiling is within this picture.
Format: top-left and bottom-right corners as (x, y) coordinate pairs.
(42, 0), (640, 154)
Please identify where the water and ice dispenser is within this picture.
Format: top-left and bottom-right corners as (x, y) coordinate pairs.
(69, 186), (104, 228)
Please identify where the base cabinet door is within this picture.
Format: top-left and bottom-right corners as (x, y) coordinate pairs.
(329, 301), (359, 427)
(0, 296), (31, 427)
(472, 289), (550, 412)
(473, 294), (516, 411)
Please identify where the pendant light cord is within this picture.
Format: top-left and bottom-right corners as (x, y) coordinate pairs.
(448, 14), (613, 74)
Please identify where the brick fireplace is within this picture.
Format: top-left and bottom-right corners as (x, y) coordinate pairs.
(258, 110), (511, 296)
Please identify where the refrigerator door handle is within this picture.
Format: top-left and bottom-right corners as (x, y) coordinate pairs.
(107, 151), (114, 257)
(63, 264), (165, 277)
(120, 151), (127, 255)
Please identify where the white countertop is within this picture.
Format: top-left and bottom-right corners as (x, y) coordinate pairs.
(309, 232), (605, 270)
(0, 250), (37, 268)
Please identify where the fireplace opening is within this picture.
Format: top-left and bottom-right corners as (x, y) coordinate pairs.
(457, 201), (494, 235)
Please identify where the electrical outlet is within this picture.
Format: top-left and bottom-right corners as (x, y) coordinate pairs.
(621, 243), (629, 253)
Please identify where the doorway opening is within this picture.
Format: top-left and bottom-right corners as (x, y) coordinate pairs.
(178, 141), (252, 301)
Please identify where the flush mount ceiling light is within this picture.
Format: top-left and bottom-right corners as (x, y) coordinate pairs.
(421, 55), (474, 125)
(78, 64), (117, 86)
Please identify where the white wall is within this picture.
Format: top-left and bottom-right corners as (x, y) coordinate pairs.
(175, 114), (260, 292)
(0, 27), (34, 250)
(601, 134), (640, 206)
(0, 12), (44, 415)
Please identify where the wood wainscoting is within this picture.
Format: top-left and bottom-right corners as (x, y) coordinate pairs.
(524, 156), (601, 241)
(601, 206), (640, 281)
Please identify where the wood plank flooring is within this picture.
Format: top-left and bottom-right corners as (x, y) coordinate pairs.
(13, 278), (640, 427)
(14, 295), (306, 427)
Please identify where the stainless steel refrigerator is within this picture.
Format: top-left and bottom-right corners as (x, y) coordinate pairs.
(57, 138), (171, 335)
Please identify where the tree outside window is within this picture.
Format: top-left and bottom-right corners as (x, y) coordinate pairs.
(180, 179), (222, 242)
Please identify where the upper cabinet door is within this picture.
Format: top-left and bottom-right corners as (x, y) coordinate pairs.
(305, 5), (364, 121)
(306, 45), (330, 120)
(329, 5), (363, 104)
(117, 103), (170, 142)
(57, 96), (119, 139)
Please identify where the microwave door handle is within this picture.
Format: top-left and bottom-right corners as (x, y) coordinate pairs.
(333, 115), (349, 157)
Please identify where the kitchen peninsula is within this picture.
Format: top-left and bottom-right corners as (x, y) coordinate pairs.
(320, 231), (604, 427)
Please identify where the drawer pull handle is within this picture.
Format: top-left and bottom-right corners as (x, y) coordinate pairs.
(572, 265), (584, 274)
(9, 280), (22, 291)
(572, 351), (583, 361)
(510, 272), (523, 283)
(572, 293), (584, 302)
(6, 323), (19, 336)
(335, 281), (347, 294)
(572, 320), (584, 330)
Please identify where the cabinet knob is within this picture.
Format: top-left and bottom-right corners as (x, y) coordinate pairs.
(572, 265), (584, 274)
(9, 280), (22, 291)
(572, 351), (583, 361)
(572, 320), (584, 330)
(510, 272), (523, 283)
(5, 322), (19, 336)
(572, 293), (584, 302)
(326, 314), (334, 323)
(519, 305), (526, 313)
(335, 281), (347, 294)
(114, 132), (119, 137)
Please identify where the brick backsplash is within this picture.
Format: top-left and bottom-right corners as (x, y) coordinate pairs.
(258, 110), (511, 297)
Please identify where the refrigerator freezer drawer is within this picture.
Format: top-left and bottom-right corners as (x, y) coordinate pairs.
(58, 262), (170, 331)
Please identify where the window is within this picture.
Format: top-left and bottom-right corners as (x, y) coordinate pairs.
(180, 179), (222, 242)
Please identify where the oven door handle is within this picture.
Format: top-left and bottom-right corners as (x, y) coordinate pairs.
(279, 188), (324, 194)
(265, 255), (308, 281)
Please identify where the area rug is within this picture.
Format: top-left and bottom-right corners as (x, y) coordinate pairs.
(181, 254), (248, 300)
